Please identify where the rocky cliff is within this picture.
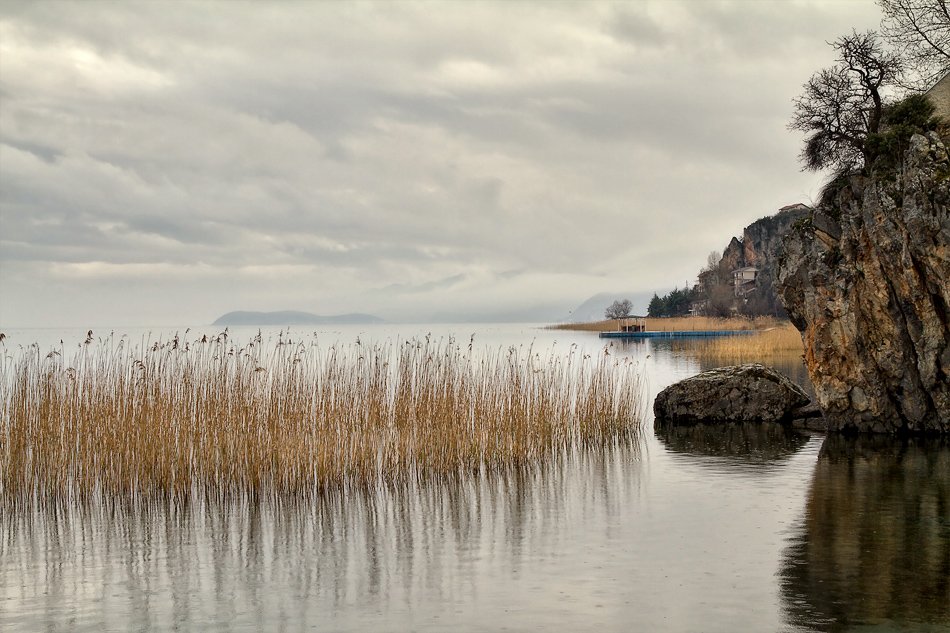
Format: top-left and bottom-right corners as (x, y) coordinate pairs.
(778, 132), (950, 433)
(699, 204), (810, 316)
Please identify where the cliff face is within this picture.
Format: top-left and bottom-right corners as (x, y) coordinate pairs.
(741, 206), (810, 268)
(778, 133), (950, 433)
(720, 236), (744, 274)
(700, 205), (809, 316)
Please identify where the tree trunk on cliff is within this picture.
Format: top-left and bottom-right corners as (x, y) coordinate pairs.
(778, 132), (950, 433)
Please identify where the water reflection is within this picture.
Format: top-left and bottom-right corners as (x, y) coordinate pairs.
(0, 441), (642, 632)
(781, 435), (950, 632)
(655, 421), (812, 468)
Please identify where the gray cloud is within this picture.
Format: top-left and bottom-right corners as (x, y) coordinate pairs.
(0, 0), (882, 326)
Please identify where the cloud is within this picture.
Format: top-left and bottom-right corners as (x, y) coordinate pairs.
(0, 0), (883, 326)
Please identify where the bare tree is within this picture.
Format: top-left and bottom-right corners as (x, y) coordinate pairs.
(697, 250), (723, 294)
(790, 31), (901, 172)
(879, 0), (950, 88)
(699, 251), (722, 283)
(604, 299), (633, 320)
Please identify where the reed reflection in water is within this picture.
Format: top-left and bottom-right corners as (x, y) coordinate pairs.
(781, 435), (950, 632)
(1, 440), (644, 632)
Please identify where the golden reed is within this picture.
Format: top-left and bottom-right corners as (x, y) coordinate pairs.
(1, 332), (642, 507)
(668, 321), (804, 363)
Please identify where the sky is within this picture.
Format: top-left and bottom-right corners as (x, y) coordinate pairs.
(0, 0), (882, 327)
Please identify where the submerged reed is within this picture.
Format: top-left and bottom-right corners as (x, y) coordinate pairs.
(0, 333), (642, 507)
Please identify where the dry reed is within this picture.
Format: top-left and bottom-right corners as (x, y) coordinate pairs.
(669, 322), (804, 363)
(0, 332), (642, 508)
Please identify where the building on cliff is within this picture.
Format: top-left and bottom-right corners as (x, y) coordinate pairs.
(692, 204), (810, 317)
(925, 72), (950, 119)
(731, 266), (759, 297)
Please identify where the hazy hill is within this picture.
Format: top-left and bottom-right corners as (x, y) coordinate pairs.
(213, 310), (384, 326)
(565, 292), (655, 322)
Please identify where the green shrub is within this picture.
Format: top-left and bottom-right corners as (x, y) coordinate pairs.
(865, 94), (940, 169)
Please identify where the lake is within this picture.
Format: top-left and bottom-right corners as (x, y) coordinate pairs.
(1, 323), (947, 632)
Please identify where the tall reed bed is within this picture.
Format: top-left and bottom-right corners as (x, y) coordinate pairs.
(0, 333), (642, 508)
(669, 322), (804, 363)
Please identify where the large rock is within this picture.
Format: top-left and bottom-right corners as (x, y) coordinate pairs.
(778, 132), (950, 433)
(653, 363), (811, 424)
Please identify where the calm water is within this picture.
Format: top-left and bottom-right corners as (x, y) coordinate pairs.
(1, 324), (947, 632)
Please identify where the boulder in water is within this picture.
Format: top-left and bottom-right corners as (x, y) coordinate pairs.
(653, 363), (811, 425)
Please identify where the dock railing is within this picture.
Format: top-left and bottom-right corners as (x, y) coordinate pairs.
(618, 317), (646, 333)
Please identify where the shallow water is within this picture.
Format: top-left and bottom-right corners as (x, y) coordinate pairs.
(1, 324), (947, 632)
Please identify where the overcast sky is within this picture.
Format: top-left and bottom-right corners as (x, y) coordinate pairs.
(0, 0), (881, 327)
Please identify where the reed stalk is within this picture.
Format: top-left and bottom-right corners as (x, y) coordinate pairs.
(0, 333), (642, 508)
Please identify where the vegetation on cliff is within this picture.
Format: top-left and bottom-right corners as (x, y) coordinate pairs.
(790, 31), (900, 174)
(691, 206), (810, 318)
(791, 3), (948, 200)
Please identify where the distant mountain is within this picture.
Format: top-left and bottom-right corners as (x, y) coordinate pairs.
(212, 310), (384, 326)
(565, 292), (656, 323)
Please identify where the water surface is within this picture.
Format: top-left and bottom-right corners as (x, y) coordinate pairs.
(1, 323), (946, 631)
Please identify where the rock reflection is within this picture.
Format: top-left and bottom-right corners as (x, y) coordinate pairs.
(655, 421), (811, 467)
(0, 440), (641, 631)
(781, 435), (950, 631)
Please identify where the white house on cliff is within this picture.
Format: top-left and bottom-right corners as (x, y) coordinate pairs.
(926, 72), (950, 119)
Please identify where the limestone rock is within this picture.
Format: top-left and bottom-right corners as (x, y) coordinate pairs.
(778, 132), (950, 433)
(653, 363), (811, 424)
